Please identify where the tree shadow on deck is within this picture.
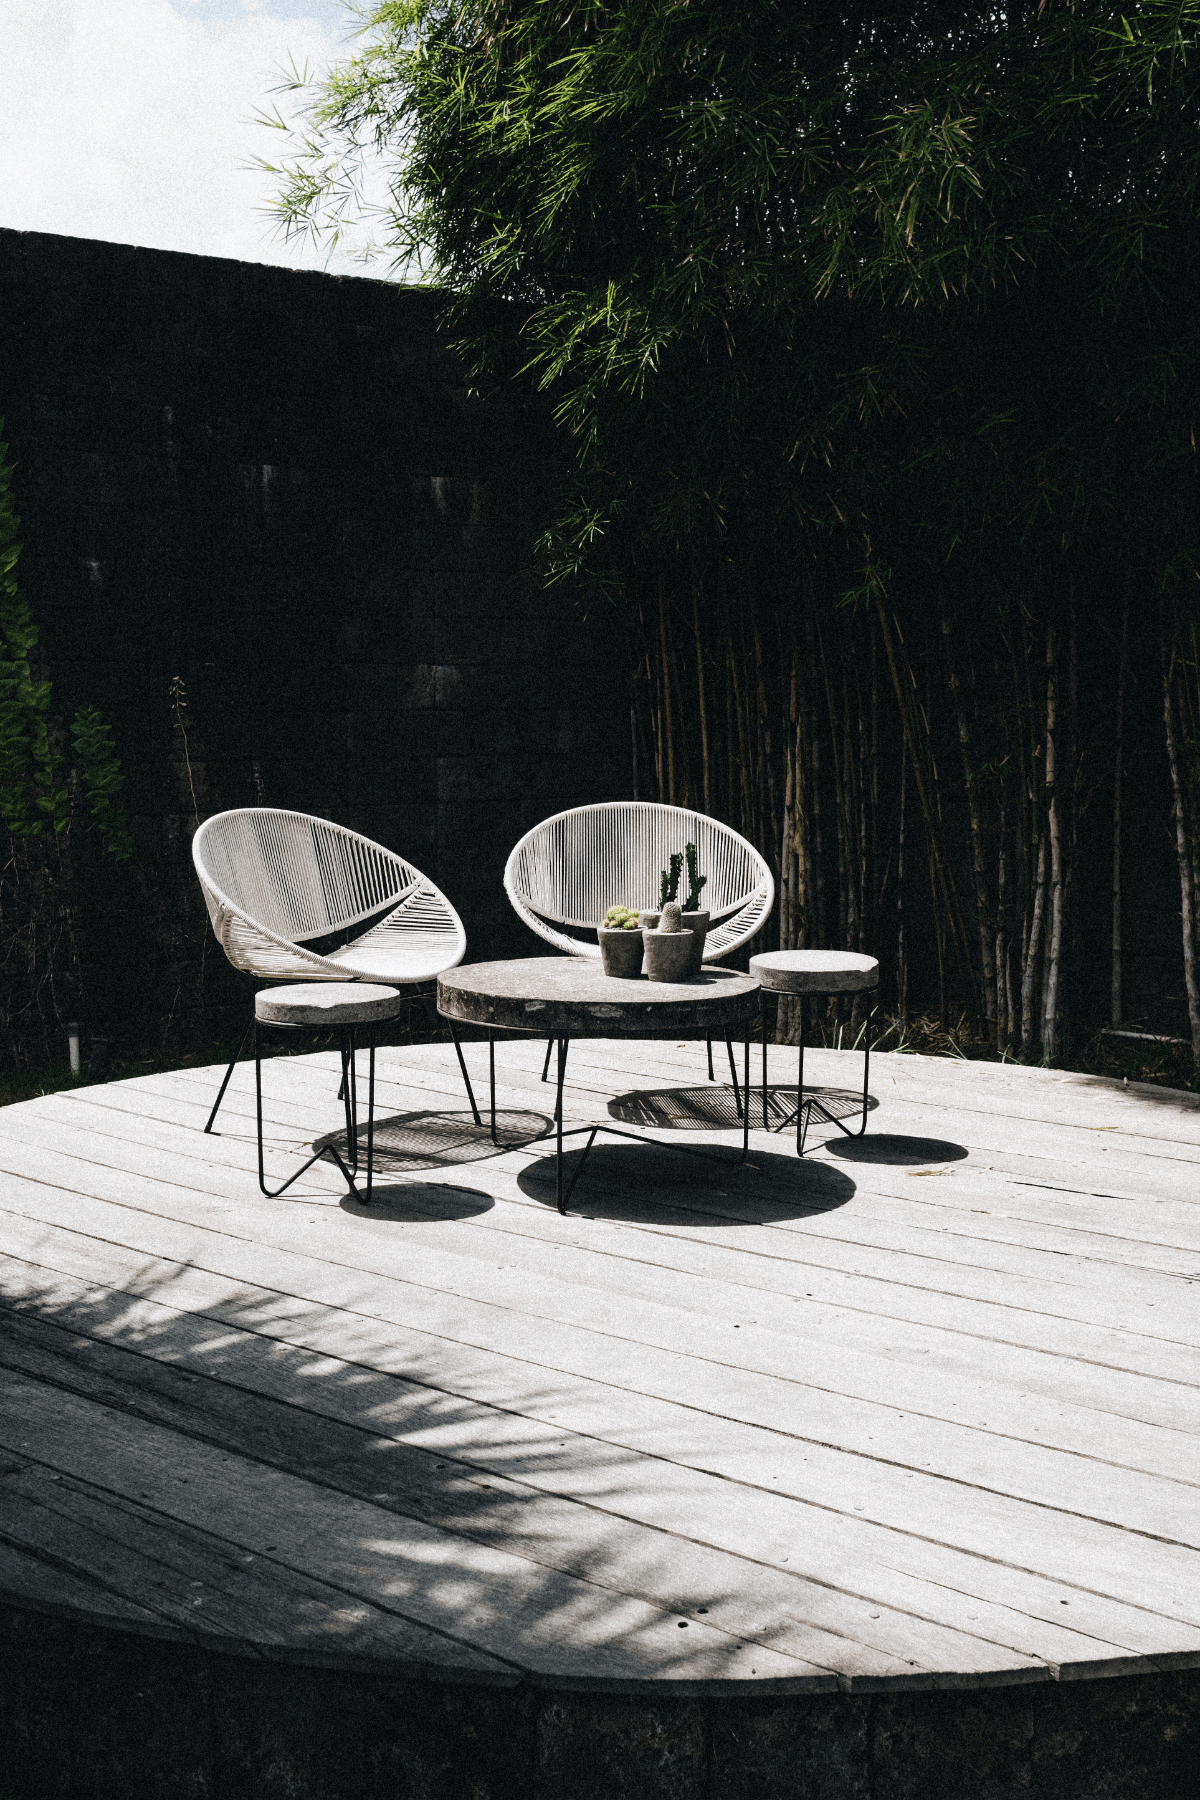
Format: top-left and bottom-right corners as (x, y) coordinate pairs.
(0, 1256), (761, 1688)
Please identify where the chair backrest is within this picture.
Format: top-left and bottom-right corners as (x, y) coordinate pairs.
(193, 809), (415, 943)
(505, 802), (770, 928)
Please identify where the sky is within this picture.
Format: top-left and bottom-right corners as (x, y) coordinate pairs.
(0, 0), (388, 274)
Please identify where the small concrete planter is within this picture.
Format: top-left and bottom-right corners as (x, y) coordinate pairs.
(681, 909), (710, 974)
(638, 909), (661, 932)
(597, 926), (644, 979)
(642, 927), (695, 983)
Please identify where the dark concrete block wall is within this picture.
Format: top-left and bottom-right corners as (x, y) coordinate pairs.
(0, 228), (630, 1057)
(2, 1607), (1197, 1800)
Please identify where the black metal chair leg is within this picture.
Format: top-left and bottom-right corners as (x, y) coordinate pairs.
(447, 1018), (482, 1125)
(706, 1037), (715, 1081)
(205, 1016), (254, 1134)
(552, 1037), (570, 1121)
(489, 1030), (498, 1144)
(340, 1031), (359, 1175)
(541, 1037), (554, 1082)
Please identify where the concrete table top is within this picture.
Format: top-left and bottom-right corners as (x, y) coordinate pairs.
(438, 957), (761, 1038)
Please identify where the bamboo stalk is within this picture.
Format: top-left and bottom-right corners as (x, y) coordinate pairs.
(693, 581), (711, 816)
(1112, 593), (1129, 1027)
(1162, 626), (1200, 1067)
(1042, 621), (1065, 1063)
(727, 637), (754, 839)
(996, 795), (1009, 1049)
(1022, 832), (1047, 1057)
(658, 575), (677, 806)
(874, 593), (978, 1015)
(942, 598), (997, 1039)
(897, 746), (907, 1026)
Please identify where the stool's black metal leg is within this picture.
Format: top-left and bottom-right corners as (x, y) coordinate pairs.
(253, 1018), (367, 1201)
(489, 1030), (498, 1144)
(743, 1035), (751, 1160)
(541, 1037), (554, 1082)
(447, 1018), (482, 1126)
(556, 1037), (569, 1214)
(205, 1015), (253, 1133)
(366, 1030), (376, 1204)
(706, 1037), (715, 1081)
(824, 1003), (873, 1139)
(254, 1019), (266, 1189)
(725, 1033), (742, 1120)
(797, 1002), (808, 1155)
(856, 1006), (873, 1135)
(762, 1007), (770, 1130)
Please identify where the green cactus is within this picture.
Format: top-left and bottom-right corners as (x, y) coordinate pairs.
(659, 851), (683, 906)
(603, 905), (640, 930)
(658, 900), (684, 933)
(683, 841), (707, 913)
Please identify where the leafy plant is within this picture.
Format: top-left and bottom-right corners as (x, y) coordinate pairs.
(0, 436), (62, 836)
(0, 423), (131, 858)
(71, 707), (133, 861)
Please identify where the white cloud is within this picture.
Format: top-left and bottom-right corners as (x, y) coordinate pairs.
(0, 0), (390, 272)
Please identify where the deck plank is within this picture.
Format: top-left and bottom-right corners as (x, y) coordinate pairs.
(1, 1046), (1198, 1692)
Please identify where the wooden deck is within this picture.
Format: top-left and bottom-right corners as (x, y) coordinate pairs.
(2, 1036), (1199, 1711)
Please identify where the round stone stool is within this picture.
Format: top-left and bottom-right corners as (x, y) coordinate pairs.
(253, 982), (403, 1203)
(748, 951), (880, 1153)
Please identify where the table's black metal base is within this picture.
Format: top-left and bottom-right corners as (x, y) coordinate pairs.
(760, 995), (874, 1154)
(541, 1031), (744, 1118)
(483, 1030), (756, 1213)
(252, 1018), (379, 1203)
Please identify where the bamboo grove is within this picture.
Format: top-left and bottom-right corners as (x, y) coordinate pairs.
(268, 0), (1200, 1066)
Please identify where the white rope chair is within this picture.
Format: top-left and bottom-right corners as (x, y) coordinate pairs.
(504, 802), (774, 962)
(504, 802), (775, 1098)
(193, 808), (473, 1131)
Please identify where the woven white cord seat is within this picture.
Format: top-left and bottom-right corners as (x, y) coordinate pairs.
(504, 802), (774, 963)
(193, 808), (476, 1133)
(505, 802), (774, 1104)
(194, 808), (467, 984)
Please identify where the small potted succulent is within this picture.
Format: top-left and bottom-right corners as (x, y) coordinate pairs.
(641, 899), (695, 982)
(641, 843), (709, 973)
(598, 904), (645, 977)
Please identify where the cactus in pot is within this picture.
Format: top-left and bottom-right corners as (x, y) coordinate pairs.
(642, 897), (694, 982)
(598, 903), (645, 976)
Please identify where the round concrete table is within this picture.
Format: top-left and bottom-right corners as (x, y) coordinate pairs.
(438, 958), (761, 1213)
(749, 950), (880, 1154)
